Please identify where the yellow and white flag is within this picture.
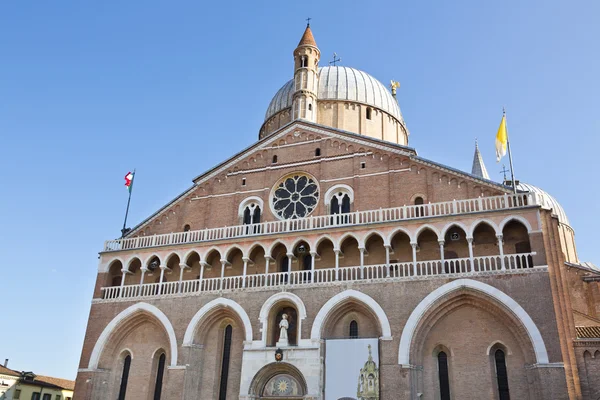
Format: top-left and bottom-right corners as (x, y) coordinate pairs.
(495, 115), (507, 162)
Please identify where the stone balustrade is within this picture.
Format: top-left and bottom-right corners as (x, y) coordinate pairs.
(100, 252), (538, 301)
(103, 192), (538, 252)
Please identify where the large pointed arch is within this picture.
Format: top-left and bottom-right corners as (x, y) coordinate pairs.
(398, 278), (549, 365)
(183, 298), (253, 345)
(88, 302), (178, 369)
(310, 289), (392, 340)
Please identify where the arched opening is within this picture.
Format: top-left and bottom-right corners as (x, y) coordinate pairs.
(248, 245), (266, 283)
(218, 325), (233, 400)
(502, 220), (532, 268)
(416, 229), (440, 272)
(366, 107), (372, 120)
(339, 236), (360, 269)
(117, 352), (131, 400)
(152, 352), (166, 400)
(183, 251), (201, 282)
(472, 222), (498, 256)
(410, 291), (534, 400)
(243, 204), (261, 226)
(315, 238), (335, 272)
(183, 224), (191, 232)
(364, 233), (386, 266)
(414, 196), (426, 217)
(315, 148), (321, 157)
(443, 225), (469, 273)
(320, 300), (382, 339)
(249, 362), (307, 399)
(293, 240), (311, 282)
(389, 230), (412, 276)
(437, 350), (451, 400)
(272, 155), (278, 164)
(268, 303), (299, 346)
(188, 304), (247, 400)
(97, 310), (173, 400)
(349, 320), (359, 338)
(494, 349), (510, 400)
(204, 249), (222, 281)
(225, 247), (244, 278)
(108, 260), (124, 287)
(125, 258), (142, 286)
(164, 254), (180, 284)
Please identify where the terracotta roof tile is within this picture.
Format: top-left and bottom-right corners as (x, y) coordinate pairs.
(35, 375), (75, 391)
(298, 25), (317, 47)
(575, 325), (600, 339)
(0, 365), (19, 377)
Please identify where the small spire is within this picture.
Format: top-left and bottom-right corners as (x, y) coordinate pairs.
(367, 344), (373, 361)
(471, 138), (490, 180)
(298, 23), (317, 47)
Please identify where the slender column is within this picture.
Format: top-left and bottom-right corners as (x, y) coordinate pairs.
(287, 253), (294, 285)
(334, 249), (340, 281)
(497, 234), (505, 269)
(242, 257), (249, 288)
(178, 263), (188, 293)
(384, 245), (391, 277)
(158, 265), (170, 295)
(265, 256), (271, 283)
(359, 247), (365, 279)
(119, 269), (128, 297)
(467, 237), (474, 271)
(139, 267), (147, 285)
(199, 261), (208, 292)
(310, 251), (316, 283)
(220, 259), (227, 290)
(411, 242), (418, 276)
(438, 240), (445, 275)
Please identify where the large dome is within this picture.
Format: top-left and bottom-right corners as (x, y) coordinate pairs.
(516, 182), (570, 226)
(265, 66), (404, 123)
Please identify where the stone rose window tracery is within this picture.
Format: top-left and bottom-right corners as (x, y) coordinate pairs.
(271, 174), (319, 219)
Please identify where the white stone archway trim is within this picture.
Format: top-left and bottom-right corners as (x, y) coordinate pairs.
(324, 184), (354, 206)
(310, 289), (392, 340)
(259, 292), (307, 346)
(499, 215), (533, 233)
(88, 302), (178, 369)
(397, 278), (549, 365)
(183, 298), (253, 346)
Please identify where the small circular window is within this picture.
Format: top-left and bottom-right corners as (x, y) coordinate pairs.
(271, 173), (319, 219)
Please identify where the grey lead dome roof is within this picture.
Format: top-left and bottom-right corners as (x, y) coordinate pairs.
(516, 182), (570, 226)
(265, 66), (403, 122)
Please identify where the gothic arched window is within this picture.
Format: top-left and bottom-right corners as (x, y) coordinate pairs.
(495, 349), (510, 400)
(117, 354), (131, 400)
(219, 325), (233, 400)
(349, 320), (358, 338)
(152, 353), (166, 400)
(437, 351), (450, 400)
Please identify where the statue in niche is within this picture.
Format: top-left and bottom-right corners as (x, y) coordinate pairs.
(277, 314), (289, 346)
(273, 307), (297, 346)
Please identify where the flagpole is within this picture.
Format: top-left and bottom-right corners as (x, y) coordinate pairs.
(504, 108), (517, 193)
(121, 169), (135, 238)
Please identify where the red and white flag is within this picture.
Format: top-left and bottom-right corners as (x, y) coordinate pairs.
(124, 172), (134, 193)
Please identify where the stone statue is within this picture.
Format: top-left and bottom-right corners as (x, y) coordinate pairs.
(277, 314), (289, 346)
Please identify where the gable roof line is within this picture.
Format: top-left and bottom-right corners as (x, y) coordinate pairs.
(123, 120), (507, 238)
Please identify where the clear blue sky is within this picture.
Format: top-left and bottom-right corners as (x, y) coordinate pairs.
(1, 0), (598, 380)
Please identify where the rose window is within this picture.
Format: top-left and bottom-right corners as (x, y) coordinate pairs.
(271, 174), (319, 219)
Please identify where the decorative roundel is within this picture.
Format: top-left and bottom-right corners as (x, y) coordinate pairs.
(271, 173), (319, 219)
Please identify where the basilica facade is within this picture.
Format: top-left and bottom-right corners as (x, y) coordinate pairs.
(74, 25), (600, 400)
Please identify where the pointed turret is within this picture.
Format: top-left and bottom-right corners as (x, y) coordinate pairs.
(292, 23), (320, 122)
(298, 24), (317, 47)
(471, 139), (490, 180)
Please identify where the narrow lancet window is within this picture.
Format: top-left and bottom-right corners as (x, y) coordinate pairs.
(438, 351), (450, 400)
(117, 354), (131, 400)
(153, 353), (166, 400)
(495, 349), (510, 400)
(218, 325), (233, 400)
(349, 320), (358, 338)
